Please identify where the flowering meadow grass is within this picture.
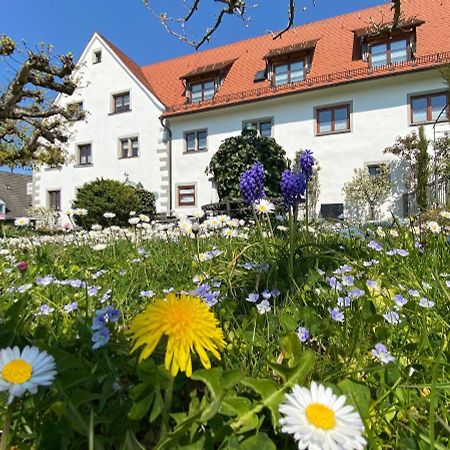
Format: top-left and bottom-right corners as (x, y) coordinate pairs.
(0, 212), (449, 449)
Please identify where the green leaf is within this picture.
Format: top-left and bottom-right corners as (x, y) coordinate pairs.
(220, 396), (253, 417)
(337, 379), (371, 420)
(240, 433), (277, 450)
(150, 389), (164, 423)
(281, 332), (302, 358)
(191, 368), (223, 399)
(268, 349), (315, 387)
(128, 392), (155, 421)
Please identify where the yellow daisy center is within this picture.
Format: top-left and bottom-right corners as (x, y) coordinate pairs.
(2, 359), (32, 384)
(305, 403), (336, 430)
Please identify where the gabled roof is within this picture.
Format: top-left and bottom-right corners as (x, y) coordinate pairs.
(0, 172), (32, 219)
(97, 34), (163, 105)
(181, 59), (236, 79)
(102, 0), (450, 117)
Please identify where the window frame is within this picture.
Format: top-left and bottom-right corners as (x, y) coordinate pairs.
(272, 59), (306, 86)
(183, 129), (208, 153)
(188, 78), (217, 103)
(177, 184), (197, 207)
(48, 190), (61, 211)
(119, 136), (139, 159)
(368, 37), (411, 68)
(112, 91), (131, 114)
(409, 91), (449, 125)
(93, 49), (102, 64)
(242, 118), (274, 137)
(315, 103), (352, 136)
(77, 143), (92, 166)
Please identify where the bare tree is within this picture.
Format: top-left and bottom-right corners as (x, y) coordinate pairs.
(143, 0), (403, 50)
(0, 35), (84, 169)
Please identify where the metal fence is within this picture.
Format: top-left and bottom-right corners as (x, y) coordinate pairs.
(402, 177), (449, 216)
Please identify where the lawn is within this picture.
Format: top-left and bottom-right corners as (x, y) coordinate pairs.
(0, 212), (449, 449)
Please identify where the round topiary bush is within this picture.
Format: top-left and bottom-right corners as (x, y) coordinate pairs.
(72, 178), (144, 228)
(206, 128), (288, 201)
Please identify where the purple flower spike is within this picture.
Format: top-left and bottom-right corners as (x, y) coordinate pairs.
(240, 162), (265, 204)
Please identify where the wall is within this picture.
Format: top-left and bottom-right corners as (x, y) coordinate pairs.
(169, 69), (449, 218)
(33, 34), (168, 221)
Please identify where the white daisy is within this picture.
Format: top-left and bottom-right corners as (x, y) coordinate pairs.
(14, 217), (30, 227)
(439, 210), (450, 219)
(254, 198), (275, 214)
(279, 381), (366, 450)
(0, 346), (57, 404)
(103, 212), (116, 219)
(427, 221), (441, 234)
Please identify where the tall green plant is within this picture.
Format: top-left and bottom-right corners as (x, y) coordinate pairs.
(416, 125), (430, 212)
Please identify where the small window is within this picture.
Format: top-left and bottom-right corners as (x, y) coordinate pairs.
(48, 190), (61, 211)
(320, 203), (344, 219)
(367, 164), (385, 176)
(113, 92), (130, 113)
(184, 130), (208, 153)
(243, 119), (273, 137)
(178, 185), (196, 207)
(189, 80), (215, 103)
(273, 60), (305, 86)
(0, 200), (5, 217)
(78, 144), (92, 165)
(93, 50), (102, 64)
(410, 92), (448, 124)
(369, 38), (409, 67)
(316, 104), (351, 135)
(120, 137), (139, 158)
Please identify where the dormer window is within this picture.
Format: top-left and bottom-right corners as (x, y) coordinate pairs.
(190, 80), (216, 103)
(274, 60), (305, 86)
(93, 50), (102, 64)
(265, 39), (318, 87)
(354, 18), (424, 68)
(182, 59), (235, 104)
(369, 38), (409, 67)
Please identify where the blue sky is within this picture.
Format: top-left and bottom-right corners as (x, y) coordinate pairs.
(0, 0), (387, 174)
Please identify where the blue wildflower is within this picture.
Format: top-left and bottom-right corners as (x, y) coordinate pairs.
(280, 169), (306, 207)
(297, 326), (310, 343)
(328, 307), (344, 323)
(246, 292), (259, 303)
(299, 149), (315, 182)
(240, 162), (265, 204)
(371, 343), (395, 364)
(92, 327), (110, 350)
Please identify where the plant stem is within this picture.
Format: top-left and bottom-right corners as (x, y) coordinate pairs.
(160, 375), (174, 441)
(0, 402), (14, 450)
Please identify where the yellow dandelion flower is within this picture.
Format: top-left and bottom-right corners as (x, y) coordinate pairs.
(128, 293), (225, 377)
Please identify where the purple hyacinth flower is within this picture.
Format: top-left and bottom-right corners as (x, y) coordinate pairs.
(280, 169), (306, 207)
(299, 149), (315, 182)
(240, 162), (265, 204)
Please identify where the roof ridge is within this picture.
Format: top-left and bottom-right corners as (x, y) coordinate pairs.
(140, 0), (389, 69)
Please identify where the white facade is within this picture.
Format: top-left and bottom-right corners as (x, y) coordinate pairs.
(34, 35), (449, 221)
(33, 34), (169, 218)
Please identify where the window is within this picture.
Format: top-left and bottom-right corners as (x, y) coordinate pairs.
(120, 137), (139, 158)
(189, 80), (215, 103)
(369, 39), (409, 67)
(273, 60), (305, 86)
(367, 163), (387, 177)
(48, 190), (61, 211)
(316, 104), (351, 135)
(243, 119), (273, 137)
(410, 92), (448, 124)
(93, 50), (102, 64)
(0, 200), (5, 217)
(320, 203), (344, 220)
(178, 185), (196, 207)
(78, 144), (92, 165)
(113, 92), (130, 113)
(184, 130), (208, 153)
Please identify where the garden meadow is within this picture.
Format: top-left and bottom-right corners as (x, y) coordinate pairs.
(0, 155), (449, 450)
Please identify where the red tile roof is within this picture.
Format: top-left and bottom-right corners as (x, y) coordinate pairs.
(107, 0), (450, 117)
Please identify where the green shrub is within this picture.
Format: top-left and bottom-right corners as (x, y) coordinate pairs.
(72, 178), (143, 228)
(136, 187), (157, 218)
(206, 128), (288, 201)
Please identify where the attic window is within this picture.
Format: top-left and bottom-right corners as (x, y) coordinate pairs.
(93, 50), (102, 64)
(265, 40), (318, 87)
(354, 18), (424, 66)
(182, 59), (235, 103)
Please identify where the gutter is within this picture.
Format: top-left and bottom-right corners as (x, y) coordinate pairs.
(159, 117), (173, 213)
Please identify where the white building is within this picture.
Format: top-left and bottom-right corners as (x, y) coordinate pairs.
(33, 0), (450, 220)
